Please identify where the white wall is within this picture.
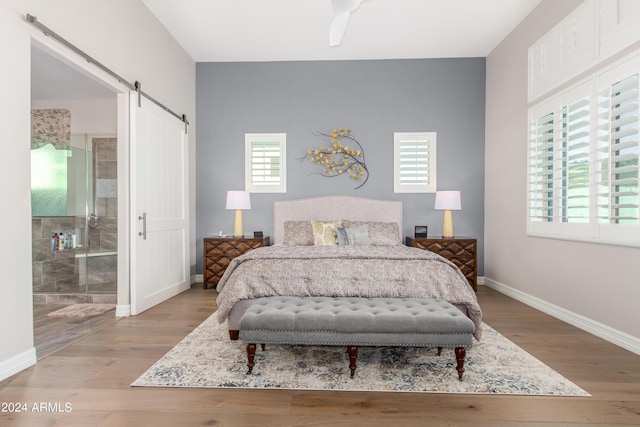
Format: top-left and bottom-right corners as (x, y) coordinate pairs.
(0, 0), (196, 380)
(485, 0), (640, 349)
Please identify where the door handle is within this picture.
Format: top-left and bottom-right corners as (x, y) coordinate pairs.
(138, 212), (147, 240)
(88, 213), (99, 228)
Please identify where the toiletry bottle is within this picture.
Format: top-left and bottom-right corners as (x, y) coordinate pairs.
(51, 233), (57, 251)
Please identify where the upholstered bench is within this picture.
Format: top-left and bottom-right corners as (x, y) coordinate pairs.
(239, 296), (475, 380)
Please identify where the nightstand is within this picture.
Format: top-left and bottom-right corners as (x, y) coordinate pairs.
(405, 236), (477, 292)
(203, 236), (270, 289)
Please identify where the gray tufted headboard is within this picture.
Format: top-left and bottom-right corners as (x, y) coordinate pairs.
(273, 196), (402, 245)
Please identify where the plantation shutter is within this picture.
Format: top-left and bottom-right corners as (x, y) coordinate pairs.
(398, 140), (430, 185)
(528, 109), (555, 222)
(393, 132), (437, 193)
(528, 54), (640, 245)
(597, 72), (640, 225)
(251, 141), (280, 185)
(560, 95), (591, 223)
(245, 133), (286, 193)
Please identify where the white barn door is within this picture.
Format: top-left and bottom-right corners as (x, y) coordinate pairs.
(130, 93), (189, 315)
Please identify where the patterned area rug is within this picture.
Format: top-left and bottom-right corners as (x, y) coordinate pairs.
(132, 312), (589, 396)
(47, 303), (116, 318)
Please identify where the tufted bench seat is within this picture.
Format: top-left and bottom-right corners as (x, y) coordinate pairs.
(239, 296), (475, 380)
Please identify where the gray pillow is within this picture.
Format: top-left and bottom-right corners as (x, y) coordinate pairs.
(283, 221), (314, 246)
(342, 221), (401, 245)
(336, 227), (350, 245)
(336, 225), (371, 245)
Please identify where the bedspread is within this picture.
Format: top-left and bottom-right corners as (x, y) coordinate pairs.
(215, 245), (483, 339)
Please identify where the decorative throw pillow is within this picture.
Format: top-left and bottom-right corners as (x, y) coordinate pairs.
(283, 221), (314, 246)
(336, 227), (350, 245)
(336, 225), (371, 245)
(342, 221), (401, 245)
(310, 220), (342, 245)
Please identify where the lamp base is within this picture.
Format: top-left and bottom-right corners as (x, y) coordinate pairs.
(233, 210), (244, 237)
(442, 210), (454, 238)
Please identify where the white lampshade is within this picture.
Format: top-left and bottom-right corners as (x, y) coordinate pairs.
(434, 191), (461, 211)
(226, 191), (251, 210)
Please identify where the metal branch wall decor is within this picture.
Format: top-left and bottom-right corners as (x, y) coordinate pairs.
(301, 128), (369, 189)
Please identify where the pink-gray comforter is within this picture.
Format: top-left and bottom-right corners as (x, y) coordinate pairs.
(216, 245), (483, 339)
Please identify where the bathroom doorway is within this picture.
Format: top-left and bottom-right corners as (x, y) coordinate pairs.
(30, 44), (120, 357)
(31, 133), (118, 298)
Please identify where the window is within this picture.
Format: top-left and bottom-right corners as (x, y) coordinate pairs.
(528, 0), (640, 101)
(245, 133), (286, 193)
(528, 109), (555, 223)
(31, 144), (70, 216)
(393, 132), (437, 193)
(527, 54), (640, 245)
(597, 66), (640, 238)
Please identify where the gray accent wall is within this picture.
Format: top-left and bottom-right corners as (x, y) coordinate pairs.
(196, 58), (485, 274)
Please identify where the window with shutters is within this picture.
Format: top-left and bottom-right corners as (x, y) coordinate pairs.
(393, 132), (437, 193)
(561, 94), (592, 223)
(596, 66), (639, 242)
(245, 133), (286, 193)
(528, 110), (555, 223)
(527, 54), (640, 246)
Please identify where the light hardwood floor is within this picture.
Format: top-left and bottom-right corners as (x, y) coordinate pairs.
(33, 304), (118, 359)
(1, 285), (639, 426)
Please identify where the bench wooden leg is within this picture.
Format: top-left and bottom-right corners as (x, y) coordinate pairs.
(246, 343), (256, 374)
(229, 330), (239, 340)
(347, 346), (358, 378)
(455, 347), (466, 381)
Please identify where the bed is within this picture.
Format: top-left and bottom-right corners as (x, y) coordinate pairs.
(215, 195), (482, 340)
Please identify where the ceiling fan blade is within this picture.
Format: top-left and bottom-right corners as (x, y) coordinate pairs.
(330, 0), (362, 47)
(332, 0), (361, 13)
(329, 12), (351, 47)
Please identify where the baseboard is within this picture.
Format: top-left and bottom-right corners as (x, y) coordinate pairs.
(484, 277), (640, 356)
(115, 304), (130, 317)
(477, 276), (485, 286)
(0, 348), (37, 382)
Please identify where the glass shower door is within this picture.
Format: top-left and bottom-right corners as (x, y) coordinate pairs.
(31, 134), (117, 296)
(85, 135), (118, 294)
(31, 134), (88, 294)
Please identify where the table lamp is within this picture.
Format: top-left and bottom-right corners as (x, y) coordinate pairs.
(434, 191), (461, 238)
(226, 191), (251, 237)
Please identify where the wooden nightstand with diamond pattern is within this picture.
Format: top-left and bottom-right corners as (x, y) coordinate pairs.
(203, 236), (270, 289)
(405, 236), (477, 292)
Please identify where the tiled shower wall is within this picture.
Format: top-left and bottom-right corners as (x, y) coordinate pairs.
(32, 215), (86, 294)
(91, 137), (117, 254)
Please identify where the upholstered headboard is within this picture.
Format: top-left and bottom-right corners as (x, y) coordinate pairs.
(273, 196), (402, 245)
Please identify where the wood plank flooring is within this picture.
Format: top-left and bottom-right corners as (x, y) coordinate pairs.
(1, 285), (639, 426)
(33, 304), (118, 359)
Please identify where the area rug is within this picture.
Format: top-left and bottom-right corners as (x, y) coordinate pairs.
(47, 303), (116, 318)
(132, 312), (589, 396)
